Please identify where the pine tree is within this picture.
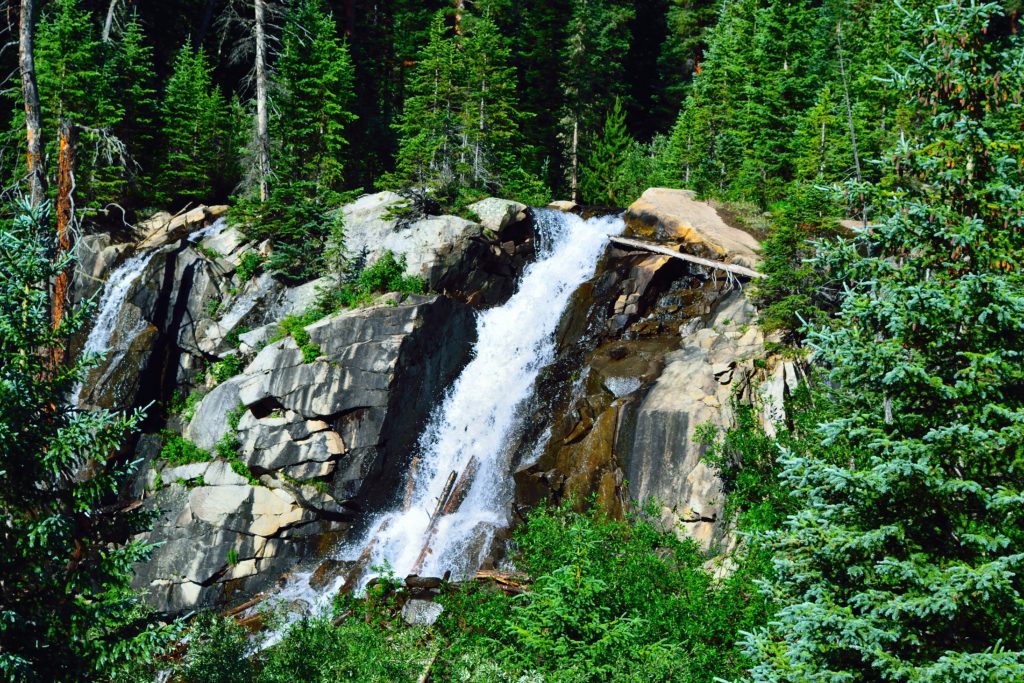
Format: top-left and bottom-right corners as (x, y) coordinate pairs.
(32, 0), (122, 206)
(157, 39), (233, 208)
(109, 12), (159, 207)
(0, 202), (175, 681)
(458, 13), (521, 193)
(560, 0), (634, 200)
(274, 0), (357, 194)
(744, 3), (1024, 679)
(580, 97), (632, 205)
(390, 10), (461, 192)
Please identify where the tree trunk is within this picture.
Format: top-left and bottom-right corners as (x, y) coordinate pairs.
(52, 122), (77, 360)
(570, 117), (579, 202)
(101, 0), (119, 42)
(836, 23), (864, 225)
(453, 0), (463, 35)
(254, 0), (271, 201)
(20, 0), (45, 206)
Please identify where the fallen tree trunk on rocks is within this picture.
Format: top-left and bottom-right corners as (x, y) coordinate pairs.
(609, 236), (765, 279)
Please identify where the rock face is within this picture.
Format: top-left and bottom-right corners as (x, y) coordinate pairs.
(624, 292), (763, 548)
(515, 189), (777, 554)
(70, 201), (494, 613)
(624, 188), (761, 269)
(133, 296), (475, 612)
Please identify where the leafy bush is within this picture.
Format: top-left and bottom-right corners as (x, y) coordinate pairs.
(236, 251), (265, 282)
(159, 432), (211, 466)
(321, 250), (425, 310)
(210, 354), (244, 385)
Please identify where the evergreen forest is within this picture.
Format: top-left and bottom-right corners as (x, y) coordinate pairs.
(2, 0), (1024, 681)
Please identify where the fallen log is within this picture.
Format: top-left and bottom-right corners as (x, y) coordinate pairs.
(608, 235), (764, 279)
(441, 456), (479, 515)
(473, 569), (530, 595)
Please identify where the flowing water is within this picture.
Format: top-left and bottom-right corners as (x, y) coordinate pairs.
(73, 218), (225, 404)
(336, 209), (625, 585)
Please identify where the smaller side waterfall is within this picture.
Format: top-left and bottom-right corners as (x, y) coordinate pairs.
(73, 218), (225, 404)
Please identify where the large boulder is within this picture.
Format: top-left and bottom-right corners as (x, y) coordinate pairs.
(236, 294), (476, 499)
(136, 205), (229, 251)
(341, 192), (481, 284)
(624, 188), (761, 269)
(468, 198), (527, 236)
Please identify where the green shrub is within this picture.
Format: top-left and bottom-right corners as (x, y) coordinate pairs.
(178, 613), (253, 683)
(210, 354), (244, 385)
(159, 432), (211, 466)
(236, 251), (265, 282)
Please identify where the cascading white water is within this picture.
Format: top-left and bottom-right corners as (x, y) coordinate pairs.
(339, 209), (625, 584)
(73, 218), (226, 404)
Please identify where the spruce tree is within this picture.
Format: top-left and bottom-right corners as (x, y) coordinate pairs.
(458, 13), (521, 193)
(560, 0), (634, 199)
(744, 2), (1024, 679)
(110, 12), (159, 208)
(581, 97), (632, 205)
(32, 0), (122, 206)
(0, 202), (174, 681)
(274, 0), (357, 194)
(157, 39), (233, 208)
(390, 10), (460, 193)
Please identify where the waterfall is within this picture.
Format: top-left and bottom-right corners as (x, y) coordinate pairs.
(339, 209), (625, 584)
(73, 218), (225, 404)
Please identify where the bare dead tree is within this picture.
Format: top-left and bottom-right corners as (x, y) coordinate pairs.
(19, 0), (44, 205)
(254, 0), (270, 201)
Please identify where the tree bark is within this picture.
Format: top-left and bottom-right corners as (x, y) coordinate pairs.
(570, 117), (579, 202)
(254, 0), (271, 201)
(52, 122), (77, 360)
(101, 0), (119, 42)
(453, 0), (463, 35)
(20, 0), (45, 206)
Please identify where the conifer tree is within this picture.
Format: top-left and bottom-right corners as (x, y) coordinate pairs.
(560, 0), (633, 200)
(274, 0), (357, 194)
(745, 3), (1024, 679)
(0, 202), (174, 681)
(390, 10), (460, 192)
(109, 12), (159, 207)
(458, 13), (521, 192)
(33, 0), (122, 206)
(581, 97), (631, 205)
(157, 39), (233, 208)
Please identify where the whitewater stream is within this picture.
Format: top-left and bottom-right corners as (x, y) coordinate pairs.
(331, 208), (625, 587)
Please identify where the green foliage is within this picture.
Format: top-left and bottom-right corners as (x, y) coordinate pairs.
(0, 201), (174, 681)
(157, 38), (237, 208)
(389, 9), (526, 200)
(319, 250), (426, 311)
(744, 4), (1024, 679)
(581, 97), (632, 205)
(236, 251), (265, 282)
(231, 183), (343, 283)
(752, 186), (840, 337)
(210, 354), (244, 385)
(159, 432), (211, 467)
(178, 612), (254, 683)
(30, 0), (123, 206)
(168, 387), (204, 423)
(274, 0), (357, 193)
(109, 12), (160, 207)
(273, 309), (323, 363)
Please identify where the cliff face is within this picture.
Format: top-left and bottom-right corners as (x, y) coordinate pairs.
(78, 189), (778, 613)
